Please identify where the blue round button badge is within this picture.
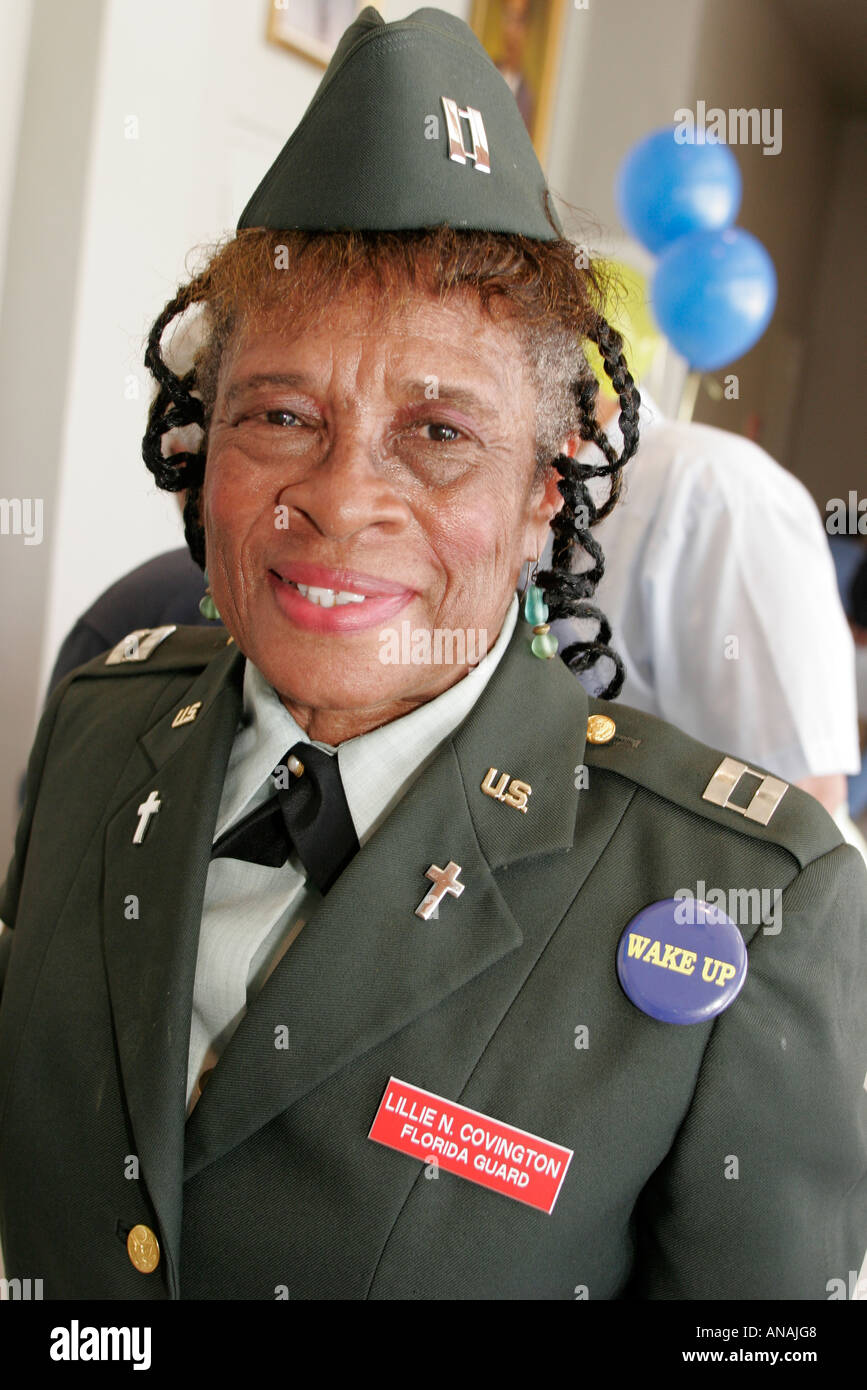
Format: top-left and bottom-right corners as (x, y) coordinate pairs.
(616, 898), (747, 1024)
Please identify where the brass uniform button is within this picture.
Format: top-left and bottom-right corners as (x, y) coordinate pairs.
(127, 1223), (160, 1274)
(586, 714), (616, 745)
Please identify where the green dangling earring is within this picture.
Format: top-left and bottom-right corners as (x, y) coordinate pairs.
(198, 569), (221, 621)
(523, 558), (558, 659)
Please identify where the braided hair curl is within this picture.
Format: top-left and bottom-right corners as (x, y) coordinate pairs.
(536, 313), (640, 698)
(142, 274), (210, 567)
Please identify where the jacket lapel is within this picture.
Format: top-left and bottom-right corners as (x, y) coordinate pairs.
(183, 622), (596, 1179)
(102, 641), (244, 1296)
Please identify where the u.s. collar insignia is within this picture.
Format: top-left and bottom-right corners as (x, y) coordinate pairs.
(481, 767), (531, 813)
(171, 701), (202, 728)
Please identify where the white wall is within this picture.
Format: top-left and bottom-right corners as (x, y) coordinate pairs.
(0, 0), (107, 859)
(0, 0), (34, 291)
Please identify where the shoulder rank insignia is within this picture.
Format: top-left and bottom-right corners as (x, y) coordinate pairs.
(104, 625), (177, 665)
(702, 756), (788, 826)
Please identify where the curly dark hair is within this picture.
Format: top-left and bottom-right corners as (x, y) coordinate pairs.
(142, 225), (640, 698)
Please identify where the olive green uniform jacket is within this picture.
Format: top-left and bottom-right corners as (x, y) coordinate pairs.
(0, 621), (865, 1299)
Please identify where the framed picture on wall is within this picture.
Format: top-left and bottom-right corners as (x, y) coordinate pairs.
(470, 0), (567, 164)
(267, 0), (366, 68)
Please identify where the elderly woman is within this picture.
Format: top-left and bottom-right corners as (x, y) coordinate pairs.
(0, 6), (865, 1303)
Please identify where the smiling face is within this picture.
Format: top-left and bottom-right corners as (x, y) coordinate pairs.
(202, 278), (563, 743)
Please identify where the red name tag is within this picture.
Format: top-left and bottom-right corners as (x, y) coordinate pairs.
(368, 1077), (573, 1214)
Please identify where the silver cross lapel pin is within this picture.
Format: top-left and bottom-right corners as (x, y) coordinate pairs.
(415, 861), (465, 921)
(133, 790), (161, 844)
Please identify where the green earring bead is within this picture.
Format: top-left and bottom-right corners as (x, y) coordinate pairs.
(199, 570), (221, 621)
(523, 582), (548, 626)
(531, 629), (558, 659)
(524, 580), (558, 659)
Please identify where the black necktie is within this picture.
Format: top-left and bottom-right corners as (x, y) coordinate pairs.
(211, 742), (360, 894)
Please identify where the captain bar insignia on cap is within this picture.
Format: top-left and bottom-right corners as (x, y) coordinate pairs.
(441, 97), (490, 173)
(702, 756), (789, 826)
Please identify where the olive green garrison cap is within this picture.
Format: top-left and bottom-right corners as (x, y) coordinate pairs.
(238, 4), (564, 240)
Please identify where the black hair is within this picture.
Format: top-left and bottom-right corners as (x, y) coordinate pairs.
(536, 313), (639, 696)
(142, 277), (208, 566)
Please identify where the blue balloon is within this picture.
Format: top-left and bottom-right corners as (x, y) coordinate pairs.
(616, 128), (742, 255)
(651, 228), (777, 371)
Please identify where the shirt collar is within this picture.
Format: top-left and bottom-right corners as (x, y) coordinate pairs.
(216, 596), (518, 846)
